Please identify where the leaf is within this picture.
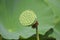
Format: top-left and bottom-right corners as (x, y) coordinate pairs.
(0, 0), (60, 40)
(0, 28), (56, 40)
(19, 28), (56, 40)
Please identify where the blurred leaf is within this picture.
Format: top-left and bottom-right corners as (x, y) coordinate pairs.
(0, 0), (60, 40)
(19, 28), (56, 40)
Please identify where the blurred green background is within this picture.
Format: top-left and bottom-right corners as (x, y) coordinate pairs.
(0, 0), (60, 40)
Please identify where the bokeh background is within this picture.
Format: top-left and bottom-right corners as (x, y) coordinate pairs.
(0, 0), (60, 40)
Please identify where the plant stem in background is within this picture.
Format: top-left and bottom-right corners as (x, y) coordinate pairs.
(36, 26), (39, 40)
(32, 21), (39, 40)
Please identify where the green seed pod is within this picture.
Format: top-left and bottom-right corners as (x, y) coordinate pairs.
(19, 10), (37, 26)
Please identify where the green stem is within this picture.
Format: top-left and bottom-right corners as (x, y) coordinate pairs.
(36, 26), (39, 40)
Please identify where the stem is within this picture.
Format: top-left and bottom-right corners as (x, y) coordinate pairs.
(36, 26), (39, 40)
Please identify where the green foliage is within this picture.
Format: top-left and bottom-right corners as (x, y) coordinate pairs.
(1, 28), (56, 40)
(19, 28), (56, 40)
(0, 0), (60, 40)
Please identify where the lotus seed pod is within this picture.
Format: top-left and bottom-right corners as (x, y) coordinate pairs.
(19, 10), (37, 26)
